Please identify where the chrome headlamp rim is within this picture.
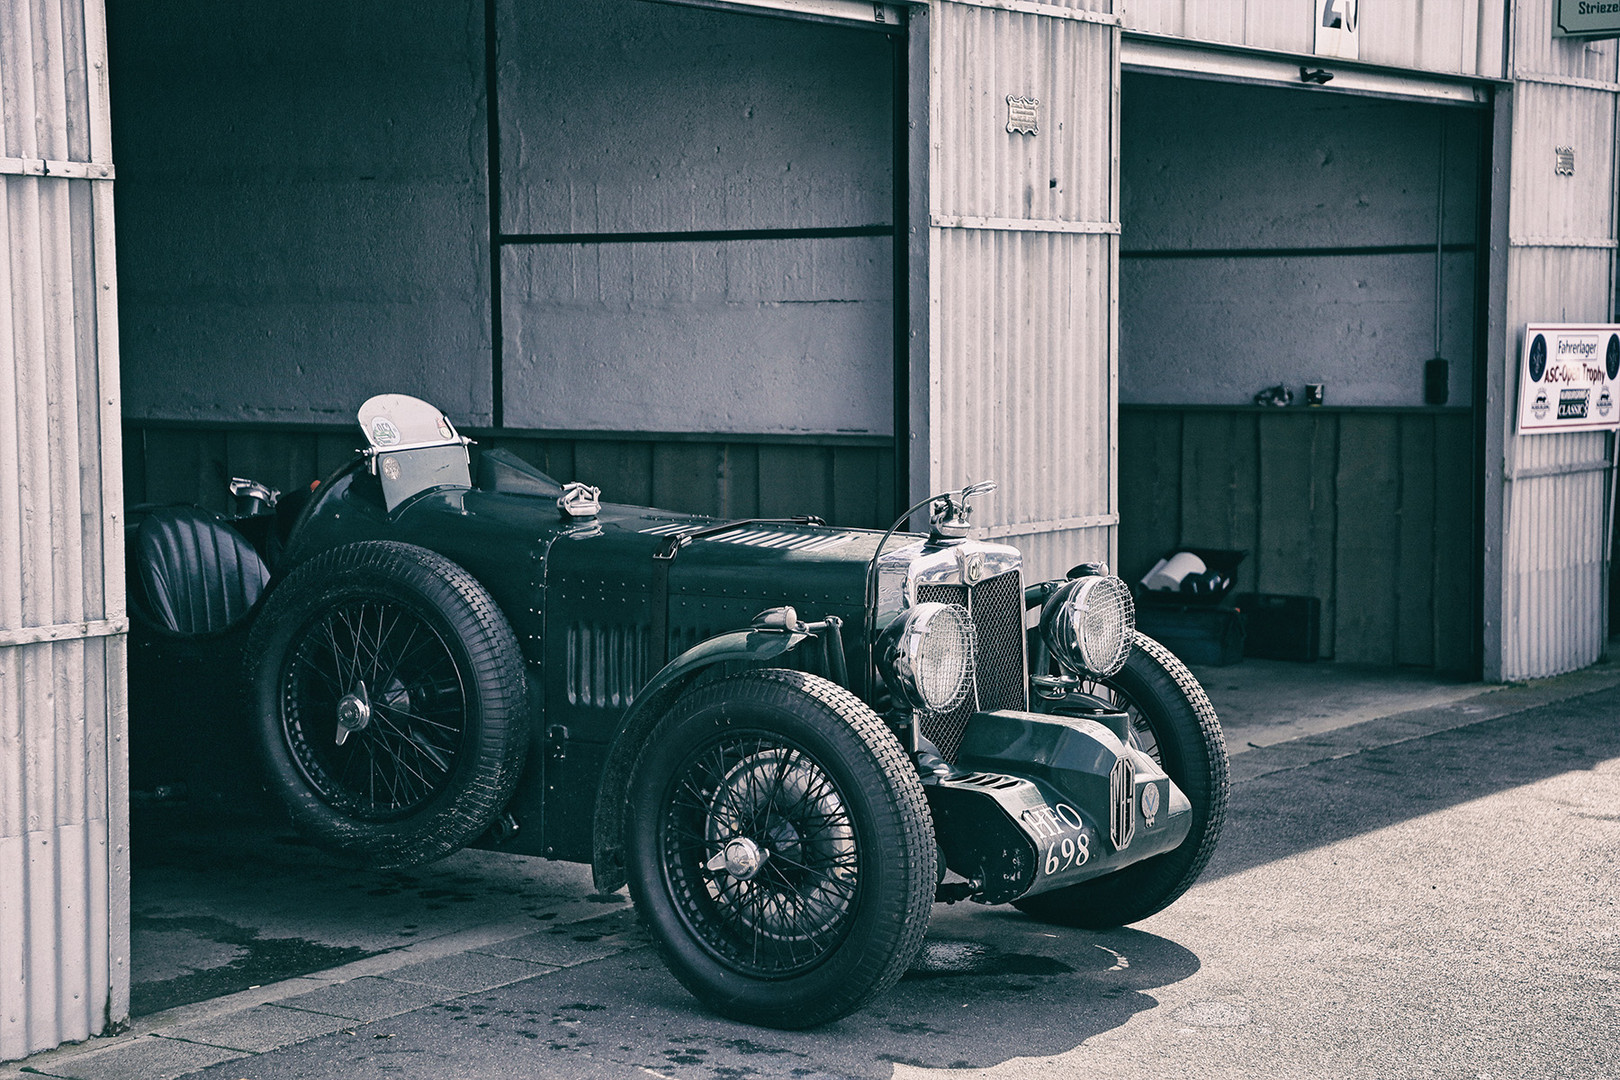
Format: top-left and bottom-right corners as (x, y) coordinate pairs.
(1040, 575), (1135, 679)
(878, 601), (976, 713)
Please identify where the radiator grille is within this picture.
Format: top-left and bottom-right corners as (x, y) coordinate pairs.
(916, 570), (1026, 762)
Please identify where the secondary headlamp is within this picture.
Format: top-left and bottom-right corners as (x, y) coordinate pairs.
(1040, 575), (1135, 679)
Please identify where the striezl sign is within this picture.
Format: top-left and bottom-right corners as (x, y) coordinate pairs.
(1516, 324), (1620, 434)
(1554, 0), (1620, 38)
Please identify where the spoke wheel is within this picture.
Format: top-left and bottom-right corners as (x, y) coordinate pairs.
(1017, 631), (1228, 928)
(248, 541), (527, 867)
(663, 736), (860, 978)
(282, 599), (468, 819)
(627, 670), (934, 1029)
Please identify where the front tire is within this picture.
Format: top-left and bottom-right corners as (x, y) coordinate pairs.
(247, 541), (528, 868)
(626, 669), (935, 1029)
(1016, 631), (1228, 928)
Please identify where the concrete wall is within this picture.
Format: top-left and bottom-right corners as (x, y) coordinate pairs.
(1120, 74), (1482, 408)
(111, 0), (895, 442)
(497, 0), (895, 435)
(109, 0), (492, 425)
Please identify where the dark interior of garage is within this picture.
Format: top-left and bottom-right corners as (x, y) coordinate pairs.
(105, 0), (905, 1019)
(1117, 72), (1489, 674)
(109, 0), (903, 534)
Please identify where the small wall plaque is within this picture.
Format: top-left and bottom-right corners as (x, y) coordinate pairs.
(1006, 95), (1039, 136)
(1556, 146), (1575, 176)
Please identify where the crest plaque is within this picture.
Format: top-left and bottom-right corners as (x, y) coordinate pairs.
(1006, 95), (1039, 136)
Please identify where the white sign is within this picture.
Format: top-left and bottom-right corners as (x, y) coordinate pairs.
(1516, 324), (1620, 435)
(1314, 0), (1360, 59)
(1554, 0), (1620, 39)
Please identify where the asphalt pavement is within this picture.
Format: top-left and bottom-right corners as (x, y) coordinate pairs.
(7, 650), (1620, 1080)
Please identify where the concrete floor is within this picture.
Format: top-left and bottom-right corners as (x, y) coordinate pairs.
(7, 645), (1619, 1078)
(1194, 657), (1492, 751)
(117, 645), (1619, 1016)
(129, 645), (1620, 1010)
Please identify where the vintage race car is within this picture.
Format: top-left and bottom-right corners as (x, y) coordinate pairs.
(126, 394), (1228, 1029)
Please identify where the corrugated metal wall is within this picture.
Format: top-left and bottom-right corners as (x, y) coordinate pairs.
(927, 0), (1119, 581)
(0, 0), (129, 1061)
(1496, 9), (1620, 678)
(1122, 0), (1506, 78)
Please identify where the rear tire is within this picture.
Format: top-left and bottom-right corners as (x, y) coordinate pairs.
(1016, 631), (1228, 928)
(625, 669), (935, 1028)
(247, 541), (528, 867)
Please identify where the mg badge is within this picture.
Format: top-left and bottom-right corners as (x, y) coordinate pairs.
(964, 551), (985, 583)
(1141, 782), (1160, 826)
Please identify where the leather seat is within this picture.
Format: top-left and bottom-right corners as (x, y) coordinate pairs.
(133, 506), (270, 636)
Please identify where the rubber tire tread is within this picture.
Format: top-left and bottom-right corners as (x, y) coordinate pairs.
(625, 669), (935, 1029)
(1014, 631), (1228, 928)
(246, 541), (528, 868)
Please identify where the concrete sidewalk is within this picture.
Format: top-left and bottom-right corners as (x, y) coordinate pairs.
(7, 646), (1619, 1080)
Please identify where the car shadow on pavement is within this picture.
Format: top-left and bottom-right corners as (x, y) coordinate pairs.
(177, 912), (1200, 1080)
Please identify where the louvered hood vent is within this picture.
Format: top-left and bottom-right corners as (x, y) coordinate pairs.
(640, 521), (858, 553)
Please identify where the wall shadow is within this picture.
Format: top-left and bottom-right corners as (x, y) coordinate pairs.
(1203, 687), (1620, 882)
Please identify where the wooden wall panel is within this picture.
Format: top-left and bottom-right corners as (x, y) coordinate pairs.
(1333, 415), (1402, 666)
(831, 448), (893, 531)
(1396, 418), (1437, 668)
(123, 423), (897, 531)
(1255, 412), (1338, 657)
(652, 444), (725, 519)
(1121, 406), (1477, 673)
(1179, 411), (1260, 597)
(1117, 409), (1181, 582)
(1433, 413), (1476, 672)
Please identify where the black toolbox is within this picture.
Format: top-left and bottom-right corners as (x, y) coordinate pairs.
(1134, 602), (1247, 666)
(1232, 592), (1320, 661)
(1133, 548), (1247, 666)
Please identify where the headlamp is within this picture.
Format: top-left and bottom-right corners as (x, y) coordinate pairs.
(1040, 575), (1134, 678)
(879, 601), (976, 712)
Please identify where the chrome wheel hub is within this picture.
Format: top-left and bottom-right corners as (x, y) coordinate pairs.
(334, 682), (371, 746)
(707, 836), (767, 880)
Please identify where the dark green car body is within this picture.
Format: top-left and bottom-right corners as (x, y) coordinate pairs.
(128, 393), (1227, 1027)
(275, 445), (1194, 900)
(281, 457), (877, 861)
